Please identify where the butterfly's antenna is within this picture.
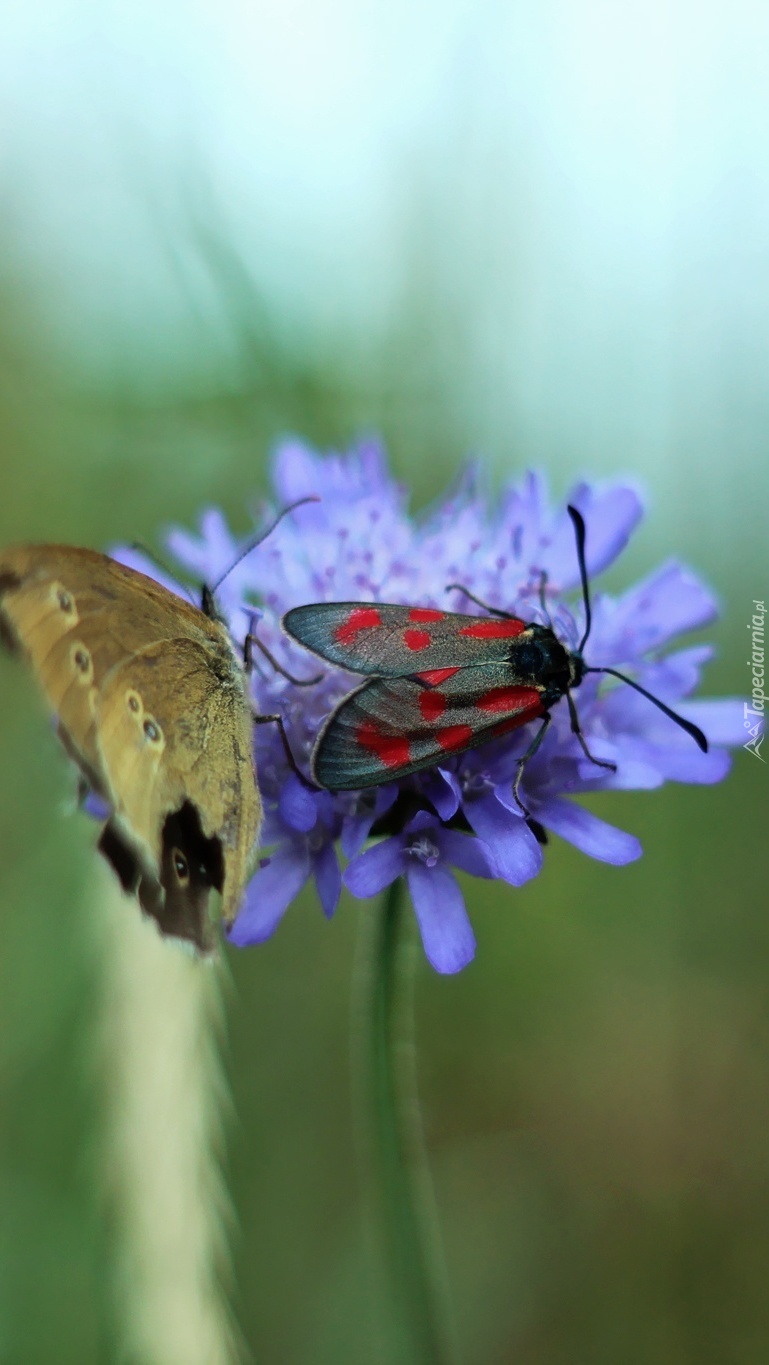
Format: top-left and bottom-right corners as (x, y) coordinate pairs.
(567, 505), (592, 652)
(584, 665), (708, 752)
(210, 496), (320, 595)
(128, 543), (196, 605)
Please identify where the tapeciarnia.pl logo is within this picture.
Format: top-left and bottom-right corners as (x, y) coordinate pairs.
(745, 599), (765, 761)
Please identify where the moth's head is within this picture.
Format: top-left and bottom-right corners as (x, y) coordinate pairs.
(568, 649), (587, 690)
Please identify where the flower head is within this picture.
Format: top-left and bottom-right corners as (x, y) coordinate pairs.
(129, 439), (744, 973)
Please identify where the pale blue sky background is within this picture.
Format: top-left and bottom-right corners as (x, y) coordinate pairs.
(1, 0), (767, 546)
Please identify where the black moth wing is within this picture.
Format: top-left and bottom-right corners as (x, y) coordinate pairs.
(312, 663), (547, 790)
(283, 601), (530, 677)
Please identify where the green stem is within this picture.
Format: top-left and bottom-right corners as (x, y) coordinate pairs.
(353, 877), (459, 1365)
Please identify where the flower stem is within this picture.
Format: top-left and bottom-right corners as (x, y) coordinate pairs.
(97, 878), (241, 1364)
(353, 877), (459, 1365)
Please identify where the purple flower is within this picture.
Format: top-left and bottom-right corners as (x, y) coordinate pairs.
(344, 812), (496, 973)
(131, 439), (744, 974)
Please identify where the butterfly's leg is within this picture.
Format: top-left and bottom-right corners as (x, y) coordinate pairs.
(251, 710), (321, 789)
(244, 630), (323, 686)
(512, 712), (552, 816)
(565, 691), (617, 774)
(443, 584), (512, 618)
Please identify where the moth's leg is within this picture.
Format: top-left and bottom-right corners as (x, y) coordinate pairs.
(443, 584), (512, 618)
(565, 691), (617, 773)
(251, 710), (321, 789)
(244, 631), (323, 685)
(512, 712), (552, 816)
(525, 816), (548, 845)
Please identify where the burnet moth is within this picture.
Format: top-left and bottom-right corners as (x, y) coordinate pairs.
(283, 506), (708, 812)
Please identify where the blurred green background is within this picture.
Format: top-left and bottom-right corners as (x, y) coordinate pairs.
(1, 1), (768, 1361)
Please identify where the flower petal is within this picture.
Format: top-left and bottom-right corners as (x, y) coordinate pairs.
(405, 862), (476, 974)
(550, 484), (644, 587)
(538, 799), (641, 864)
(343, 837), (404, 898)
(434, 828), (498, 878)
(420, 770), (461, 821)
(681, 698), (751, 747)
(589, 562), (718, 664)
(228, 844), (312, 945)
(278, 773), (319, 833)
(465, 792), (543, 885)
(82, 791), (111, 822)
(340, 785), (399, 857)
(314, 841), (342, 919)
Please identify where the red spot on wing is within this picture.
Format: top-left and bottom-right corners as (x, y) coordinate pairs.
(403, 628), (432, 651)
(417, 667), (460, 685)
(492, 700), (545, 736)
(334, 606), (382, 646)
(357, 720), (412, 769)
(477, 685), (541, 713)
(408, 607), (444, 623)
(459, 617), (526, 639)
(437, 724), (474, 752)
(419, 688), (447, 722)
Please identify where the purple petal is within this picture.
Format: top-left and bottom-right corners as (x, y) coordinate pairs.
(343, 837), (405, 898)
(405, 862), (476, 974)
(82, 791), (111, 822)
(681, 698), (751, 747)
(550, 484), (644, 587)
(589, 562), (718, 664)
(278, 773), (319, 833)
(403, 809), (445, 836)
(340, 786), (398, 858)
(420, 769), (461, 821)
(313, 841), (342, 918)
(614, 739), (733, 785)
(465, 792), (543, 885)
(273, 439), (324, 503)
(110, 545), (189, 599)
(167, 509), (236, 581)
(633, 645), (714, 701)
(434, 828), (498, 878)
(538, 799), (642, 864)
(228, 844), (311, 945)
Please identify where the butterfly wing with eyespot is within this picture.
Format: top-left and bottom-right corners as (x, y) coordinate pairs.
(0, 545), (221, 794)
(94, 636), (261, 930)
(0, 544), (261, 946)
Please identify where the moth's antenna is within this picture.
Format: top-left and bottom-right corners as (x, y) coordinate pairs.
(210, 496), (320, 595)
(567, 504), (592, 652)
(585, 665), (708, 752)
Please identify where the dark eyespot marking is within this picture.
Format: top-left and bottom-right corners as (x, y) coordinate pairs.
(173, 849), (190, 883)
(73, 647), (90, 673)
(57, 589), (74, 613)
(143, 718), (161, 742)
(127, 693), (141, 713)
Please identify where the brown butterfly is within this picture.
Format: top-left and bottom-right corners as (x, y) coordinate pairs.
(0, 509), (313, 951)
